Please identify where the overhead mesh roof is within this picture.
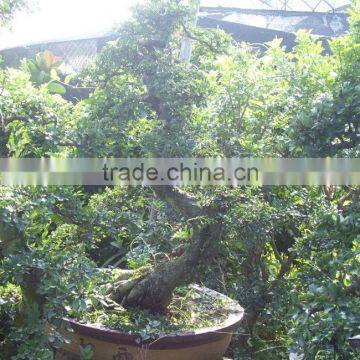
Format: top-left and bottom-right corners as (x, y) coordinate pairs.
(1, 0), (352, 72)
(202, 0), (351, 12)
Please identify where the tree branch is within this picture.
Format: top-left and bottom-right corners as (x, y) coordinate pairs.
(181, 21), (228, 56)
(3, 115), (29, 126)
(337, 187), (360, 210)
(152, 186), (205, 218)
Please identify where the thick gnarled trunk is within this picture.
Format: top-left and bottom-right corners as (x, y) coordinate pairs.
(109, 187), (222, 313)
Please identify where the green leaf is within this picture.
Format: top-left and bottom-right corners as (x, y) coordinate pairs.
(47, 81), (66, 95)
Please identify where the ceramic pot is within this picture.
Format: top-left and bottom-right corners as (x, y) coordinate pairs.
(56, 287), (244, 360)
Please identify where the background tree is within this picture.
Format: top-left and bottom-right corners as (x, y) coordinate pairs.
(0, 0), (29, 28)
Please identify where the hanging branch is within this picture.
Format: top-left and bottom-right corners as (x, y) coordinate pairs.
(181, 21), (229, 56)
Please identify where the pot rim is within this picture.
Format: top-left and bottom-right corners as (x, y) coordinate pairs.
(64, 285), (244, 349)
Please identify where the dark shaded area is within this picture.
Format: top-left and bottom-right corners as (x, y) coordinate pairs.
(198, 16), (297, 51)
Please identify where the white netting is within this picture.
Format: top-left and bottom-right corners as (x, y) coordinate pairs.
(202, 0), (351, 12)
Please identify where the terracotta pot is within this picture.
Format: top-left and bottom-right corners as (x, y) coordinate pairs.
(57, 287), (244, 360)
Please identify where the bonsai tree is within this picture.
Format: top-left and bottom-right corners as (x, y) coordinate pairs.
(72, 0), (227, 313)
(0, 0), (359, 358)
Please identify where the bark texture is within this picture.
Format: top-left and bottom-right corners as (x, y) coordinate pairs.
(109, 187), (222, 313)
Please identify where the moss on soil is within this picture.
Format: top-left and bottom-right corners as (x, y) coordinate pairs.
(72, 283), (241, 341)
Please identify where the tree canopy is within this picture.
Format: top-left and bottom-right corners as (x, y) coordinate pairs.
(0, 0), (29, 27)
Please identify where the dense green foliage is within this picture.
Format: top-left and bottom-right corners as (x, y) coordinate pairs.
(0, 0), (359, 359)
(0, 69), (73, 156)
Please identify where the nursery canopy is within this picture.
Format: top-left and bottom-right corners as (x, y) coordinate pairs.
(205, 0), (350, 12)
(0, 0), (352, 72)
(0, 0), (351, 50)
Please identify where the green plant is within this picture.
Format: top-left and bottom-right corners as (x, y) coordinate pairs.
(22, 50), (67, 95)
(0, 0), (29, 27)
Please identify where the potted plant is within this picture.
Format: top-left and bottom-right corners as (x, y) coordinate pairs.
(58, 284), (244, 360)
(2, 0), (359, 359)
